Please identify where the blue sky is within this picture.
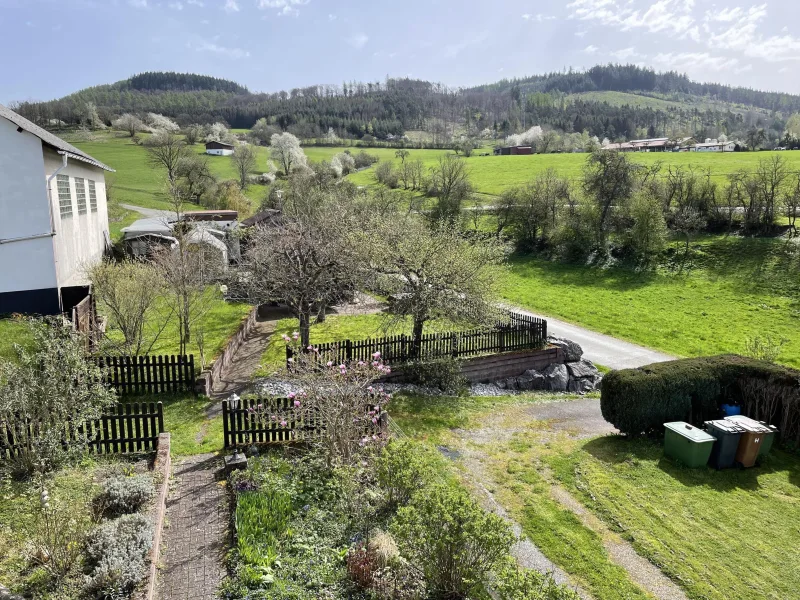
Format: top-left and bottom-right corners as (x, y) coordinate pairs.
(1, 0), (799, 104)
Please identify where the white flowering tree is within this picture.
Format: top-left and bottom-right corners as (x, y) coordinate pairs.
(270, 132), (308, 176)
(147, 113), (180, 132)
(331, 152), (355, 177)
(112, 113), (145, 137)
(505, 125), (543, 148)
(205, 122), (235, 144)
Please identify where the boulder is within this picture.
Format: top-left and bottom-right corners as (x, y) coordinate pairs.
(568, 377), (597, 394)
(566, 359), (600, 380)
(548, 337), (583, 362)
(515, 375), (536, 391)
(542, 363), (569, 392)
(523, 369), (548, 390)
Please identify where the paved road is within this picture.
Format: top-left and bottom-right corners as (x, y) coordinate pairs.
(512, 307), (676, 370)
(121, 203), (174, 220)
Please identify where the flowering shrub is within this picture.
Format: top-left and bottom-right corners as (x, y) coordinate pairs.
(264, 338), (392, 466)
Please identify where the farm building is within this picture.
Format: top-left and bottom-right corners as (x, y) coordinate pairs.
(494, 145), (533, 155)
(205, 141), (235, 156)
(0, 103), (113, 315)
(695, 140), (736, 152)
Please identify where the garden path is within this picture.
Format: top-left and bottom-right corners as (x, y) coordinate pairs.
(451, 398), (689, 600)
(157, 453), (228, 600)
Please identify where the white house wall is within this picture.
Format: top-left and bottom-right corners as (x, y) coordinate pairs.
(0, 118), (58, 294)
(43, 148), (109, 288)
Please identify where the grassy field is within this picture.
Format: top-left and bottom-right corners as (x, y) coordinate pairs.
(392, 393), (800, 600)
(499, 234), (800, 367)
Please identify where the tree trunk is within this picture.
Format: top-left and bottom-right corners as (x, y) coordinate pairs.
(411, 318), (425, 359)
(299, 310), (311, 348)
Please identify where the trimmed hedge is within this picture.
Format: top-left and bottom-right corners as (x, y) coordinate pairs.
(601, 355), (800, 442)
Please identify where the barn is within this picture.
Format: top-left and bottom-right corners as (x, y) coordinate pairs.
(205, 141), (235, 156)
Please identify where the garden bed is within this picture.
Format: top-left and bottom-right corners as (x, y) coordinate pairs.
(0, 456), (160, 600)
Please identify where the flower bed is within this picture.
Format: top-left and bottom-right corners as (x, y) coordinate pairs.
(223, 441), (581, 600)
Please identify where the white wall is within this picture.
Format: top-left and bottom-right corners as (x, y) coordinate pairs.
(43, 148), (109, 288)
(0, 118), (58, 293)
(206, 148), (234, 156)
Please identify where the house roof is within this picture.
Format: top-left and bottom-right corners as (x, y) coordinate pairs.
(0, 103), (114, 172)
(695, 141), (731, 148)
(241, 209), (281, 227)
(205, 140), (235, 148)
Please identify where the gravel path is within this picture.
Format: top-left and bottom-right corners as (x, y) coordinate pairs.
(508, 306), (676, 370)
(120, 203), (174, 220)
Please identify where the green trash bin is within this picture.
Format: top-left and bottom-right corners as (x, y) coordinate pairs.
(725, 415), (778, 457)
(704, 420), (745, 469)
(664, 422), (716, 467)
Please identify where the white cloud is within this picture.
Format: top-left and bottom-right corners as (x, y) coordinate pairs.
(584, 44), (599, 54)
(192, 40), (250, 58)
(706, 4), (800, 62)
(653, 51), (741, 71)
(705, 6), (744, 22)
(346, 33), (369, 49)
(223, 0), (239, 13)
(444, 32), (489, 58)
(522, 13), (556, 22)
(575, 30), (588, 37)
(187, 0), (204, 5)
(328, 13), (336, 20)
(258, 0), (309, 17)
(168, 1), (183, 9)
(609, 47), (646, 61)
(128, 0), (148, 7)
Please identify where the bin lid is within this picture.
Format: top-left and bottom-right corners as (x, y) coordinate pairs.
(705, 419), (746, 434)
(664, 422), (716, 442)
(724, 416), (773, 433)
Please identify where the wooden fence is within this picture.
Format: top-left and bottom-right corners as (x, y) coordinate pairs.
(72, 293), (98, 352)
(222, 397), (387, 449)
(96, 355), (195, 395)
(286, 312), (547, 365)
(1, 402), (164, 459)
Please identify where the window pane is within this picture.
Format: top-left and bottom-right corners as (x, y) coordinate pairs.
(88, 180), (98, 212)
(57, 174), (72, 218)
(75, 177), (87, 215)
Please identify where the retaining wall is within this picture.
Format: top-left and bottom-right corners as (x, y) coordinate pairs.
(195, 305), (259, 395)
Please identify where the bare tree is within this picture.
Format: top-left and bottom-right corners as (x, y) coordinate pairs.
(429, 155), (472, 225)
(144, 131), (188, 185)
(89, 259), (170, 356)
(231, 144), (257, 190)
(782, 172), (800, 237)
(239, 177), (364, 346)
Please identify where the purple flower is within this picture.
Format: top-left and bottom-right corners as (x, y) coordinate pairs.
(280, 420), (287, 427)
(288, 392), (296, 399)
(294, 400), (301, 407)
(372, 351), (381, 359)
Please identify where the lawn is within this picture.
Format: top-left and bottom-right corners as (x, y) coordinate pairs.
(146, 393), (223, 457)
(499, 235), (800, 368)
(550, 437), (800, 600)
(100, 288), (252, 367)
(0, 317), (34, 361)
(392, 393), (800, 600)
(255, 312), (461, 376)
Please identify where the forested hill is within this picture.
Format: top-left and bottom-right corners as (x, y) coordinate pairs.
(11, 65), (800, 145)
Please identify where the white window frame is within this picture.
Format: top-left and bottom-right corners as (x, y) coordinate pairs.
(88, 180), (98, 212)
(75, 177), (87, 215)
(57, 174), (73, 218)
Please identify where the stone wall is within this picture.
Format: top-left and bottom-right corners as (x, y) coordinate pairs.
(195, 305), (259, 395)
(459, 347), (564, 382)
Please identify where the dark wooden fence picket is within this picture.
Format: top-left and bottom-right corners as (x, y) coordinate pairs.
(0, 402), (164, 460)
(95, 355), (195, 395)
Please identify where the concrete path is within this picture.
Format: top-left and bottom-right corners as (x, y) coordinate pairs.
(157, 454), (227, 600)
(511, 306), (676, 370)
(121, 203), (175, 220)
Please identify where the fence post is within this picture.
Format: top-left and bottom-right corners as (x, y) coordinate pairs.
(451, 333), (459, 358)
(157, 402), (164, 434)
(222, 400), (229, 449)
(542, 319), (547, 342)
(346, 340), (353, 361)
(499, 327), (505, 353)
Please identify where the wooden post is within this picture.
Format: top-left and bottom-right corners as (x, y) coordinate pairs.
(222, 400), (229, 449)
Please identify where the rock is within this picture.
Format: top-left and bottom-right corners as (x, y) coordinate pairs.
(496, 379), (507, 389)
(0, 585), (22, 600)
(503, 377), (520, 390)
(568, 377), (596, 394)
(516, 375), (536, 391)
(549, 337), (583, 362)
(542, 363), (569, 392)
(566, 359), (600, 380)
(523, 369), (547, 390)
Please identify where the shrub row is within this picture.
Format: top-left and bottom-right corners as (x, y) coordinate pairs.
(601, 354), (800, 441)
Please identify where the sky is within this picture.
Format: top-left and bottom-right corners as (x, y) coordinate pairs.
(1, 0), (799, 104)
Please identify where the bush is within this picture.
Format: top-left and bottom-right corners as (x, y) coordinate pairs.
(493, 562), (581, 600)
(377, 439), (438, 507)
(353, 151), (379, 169)
(601, 355), (800, 438)
(403, 357), (469, 396)
(84, 513), (153, 597)
(391, 484), (514, 599)
(95, 474), (154, 517)
(375, 161), (399, 188)
(235, 490), (293, 568)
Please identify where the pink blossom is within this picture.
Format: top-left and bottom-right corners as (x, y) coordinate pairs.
(287, 357), (294, 363)
(288, 392), (296, 399)
(358, 361), (365, 366)
(280, 420), (287, 427)
(326, 361), (334, 367)
(372, 351), (381, 359)
(372, 361), (379, 367)
(367, 386), (374, 392)
(307, 345), (313, 351)
(292, 331), (299, 339)
(294, 400), (301, 407)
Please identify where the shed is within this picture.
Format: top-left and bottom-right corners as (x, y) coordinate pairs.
(205, 141), (235, 156)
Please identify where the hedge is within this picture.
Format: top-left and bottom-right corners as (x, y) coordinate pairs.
(601, 355), (800, 444)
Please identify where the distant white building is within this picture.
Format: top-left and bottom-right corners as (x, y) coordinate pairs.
(0, 104), (114, 315)
(205, 141), (235, 156)
(694, 140), (736, 152)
